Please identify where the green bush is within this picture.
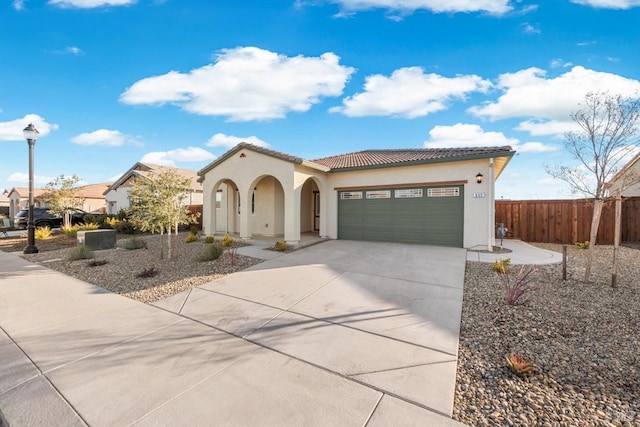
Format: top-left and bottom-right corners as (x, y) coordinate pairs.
(204, 235), (215, 244)
(185, 233), (199, 243)
(493, 258), (511, 273)
(67, 245), (94, 261)
(35, 226), (52, 240)
(274, 241), (287, 252)
(575, 241), (589, 249)
(102, 216), (119, 229)
(120, 237), (147, 250)
(83, 214), (98, 224)
(115, 220), (137, 234)
(197, 243), (223, 262)
(221, 234), (234, 247)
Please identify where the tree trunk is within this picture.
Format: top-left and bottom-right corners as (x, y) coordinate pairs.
(583, 198), (604, 282)
(611, 192), (622, 288)
(166, 224), (172, 261)
(160, 228), (164, 260)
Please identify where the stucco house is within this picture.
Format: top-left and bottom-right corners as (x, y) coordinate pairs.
(104, 162), (203, 215)
(7, 183), (111, 219)
(198, 143), (515, 249)
(608, 152), (640, 197)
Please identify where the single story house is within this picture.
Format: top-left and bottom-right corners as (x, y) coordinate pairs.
(608, 152), (640, 197)
(104, 162), (203, 215)
(7, 183), (111, 219)
(198, 143), (515, 250)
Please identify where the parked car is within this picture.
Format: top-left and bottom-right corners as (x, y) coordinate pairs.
(13, 208), (86, 230)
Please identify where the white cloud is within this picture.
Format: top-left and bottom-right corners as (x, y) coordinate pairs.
(570, 0), (640, 9)
(120, 47), (355, 122)
(423, 123), (558, 153)
(205, 133), (269, 149)
(48, 0), (136, 8)
(521, 22), (540, 34)
(550, 59), (573, 69)
(71, 129), (136, 147)
(468, 66), (640, 124)
(66, 46), (84, 55)
(13, 0), (25, 10)
(331, 67), (491, 118)
(140, 147), (215, 166)
(0, 114), (59, 141)
(515, 119), (580, 137)
(326, 0), (512, 15)
(7, 172), (55, 185)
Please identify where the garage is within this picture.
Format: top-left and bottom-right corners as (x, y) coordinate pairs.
(338, 184), (464, 247)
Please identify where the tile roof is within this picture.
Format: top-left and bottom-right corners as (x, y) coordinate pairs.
(311, 146), (514, 170)
(198, 142), (304, 177)
(76, 182), (112, 199)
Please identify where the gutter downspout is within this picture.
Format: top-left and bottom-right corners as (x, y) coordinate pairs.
(488, 158), (495, 252)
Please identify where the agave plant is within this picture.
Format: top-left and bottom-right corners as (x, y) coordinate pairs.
(505, 353), (535, 378)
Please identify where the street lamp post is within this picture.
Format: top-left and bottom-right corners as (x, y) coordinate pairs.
(23, 123), (39, 254)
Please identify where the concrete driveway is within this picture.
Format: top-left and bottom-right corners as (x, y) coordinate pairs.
(0, 240), (466, 427)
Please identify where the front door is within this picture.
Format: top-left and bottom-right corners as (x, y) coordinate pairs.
(313, 191), (320, 231)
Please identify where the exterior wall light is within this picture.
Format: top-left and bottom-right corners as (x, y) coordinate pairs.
(476, 173), (484, 184)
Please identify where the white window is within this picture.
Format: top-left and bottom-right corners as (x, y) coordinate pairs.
(340, 191), (363, 200)
(215, 190), (222, 209)
(395, 189), (423, 198)
(427, 187), (460, 197)
(366, 190), (391, 199)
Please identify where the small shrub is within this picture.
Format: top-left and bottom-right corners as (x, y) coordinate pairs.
(121, 237), (147, 250)
(204, 235), (215, 244)
(221, 234), (234, 247)
(136, 267), (159, 278)
(505, 353), (535, 378)
(575, 241), (589, 249)
(83, 214), (97, 224)
(197, 243), (223, 262)
(185, 233), (199, 243)
(274, 241), (287, 252)
(190, 225), (199, 235)
(62, 224), (80, 238)
(80, 223), (100, 231)
(493, 258), (511, 273)
(102, 217), (119, 229)
(227, 246), (239, 266)
(87, 259), (108, 267)
(34, 226), (52, 240)
(115, 220), (136, 234)
(67, 245), (95, 261)
(502, 265), (537, 305)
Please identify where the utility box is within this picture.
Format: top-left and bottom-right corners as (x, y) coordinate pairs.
(77, 229), (116, 251)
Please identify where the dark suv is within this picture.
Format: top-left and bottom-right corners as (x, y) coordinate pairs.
(14, 208), (86, 229)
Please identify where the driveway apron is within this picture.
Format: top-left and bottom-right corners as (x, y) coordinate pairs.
(0, 241), (466, 426)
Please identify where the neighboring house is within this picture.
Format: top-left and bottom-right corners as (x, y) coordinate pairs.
(0, 189), (9, 216)
(198, 143), (515, 250)
(608, 152), (640, 197)
(104, 162), (203, 215)
(76, 182), (112, 213)
(6, 187), (47, 219)
(7, 183), (110, 218)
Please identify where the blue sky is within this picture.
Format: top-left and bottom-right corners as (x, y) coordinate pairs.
(2, 0), (640, 200)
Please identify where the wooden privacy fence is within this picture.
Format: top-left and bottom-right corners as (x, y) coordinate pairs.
(495, 197), (640, 244)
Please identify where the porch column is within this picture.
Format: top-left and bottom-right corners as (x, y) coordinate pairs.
(203, 187), (215, 236)
(284, 187), (300, 245)
(239, 186), (252, 241)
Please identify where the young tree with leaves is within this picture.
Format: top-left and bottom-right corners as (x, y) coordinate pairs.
(546, 91), (640, 282)
(42, 174), (85, 228)
(127, 169), (197, 260)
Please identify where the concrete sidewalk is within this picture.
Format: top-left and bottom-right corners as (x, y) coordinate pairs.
(467, 239), (563, 265)
(0, 242), (466, 427)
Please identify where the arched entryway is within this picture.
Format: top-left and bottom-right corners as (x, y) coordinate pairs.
(247, 175), (285, 238)
(300, 178), (320, 234)
(210, 179), (239, 234)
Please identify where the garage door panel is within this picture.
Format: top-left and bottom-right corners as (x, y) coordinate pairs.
(338, 185), (464, 247)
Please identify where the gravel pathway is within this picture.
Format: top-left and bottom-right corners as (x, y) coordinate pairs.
(22, 233), (264, 304)
(454, 244), (640, 426)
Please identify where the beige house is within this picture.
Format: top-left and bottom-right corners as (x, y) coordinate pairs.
(104, 162), (203, 215)
(608, 152), (640, 197)
(198, 143), (515, 249)
(7, 183), (110, 219)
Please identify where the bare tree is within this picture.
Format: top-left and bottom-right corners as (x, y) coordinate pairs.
(546, 91), (640, 282)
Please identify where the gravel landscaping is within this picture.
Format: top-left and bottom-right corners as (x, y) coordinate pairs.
(454, 243), (640, 427)
(19, 233), (264, 303)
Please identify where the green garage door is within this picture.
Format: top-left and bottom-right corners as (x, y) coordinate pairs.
(338, 185), (464, 247)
